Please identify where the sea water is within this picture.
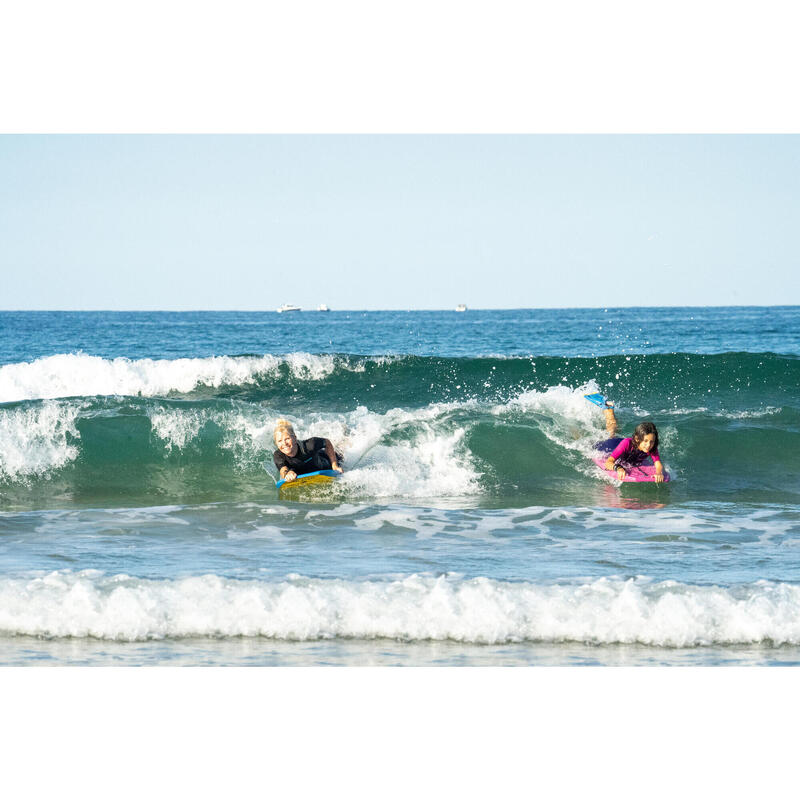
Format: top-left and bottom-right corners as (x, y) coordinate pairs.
(1, 307), (799, 666)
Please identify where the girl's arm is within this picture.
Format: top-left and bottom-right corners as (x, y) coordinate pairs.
(652, 459), (664, 483)
(604, 455), (627, 479)
(606, 437), (629, 478)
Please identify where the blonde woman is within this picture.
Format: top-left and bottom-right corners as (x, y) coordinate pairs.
(273, 419), (343, 482)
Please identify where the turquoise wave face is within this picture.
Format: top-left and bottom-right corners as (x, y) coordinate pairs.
(4, 349), (794, 406)
(1, 349), (798, 509)
(224, 351), (799, 412)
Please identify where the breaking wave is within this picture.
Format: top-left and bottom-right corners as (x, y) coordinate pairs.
(3, 571), (800, 646)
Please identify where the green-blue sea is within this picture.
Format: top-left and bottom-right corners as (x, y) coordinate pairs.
(1, 306), (799, 665)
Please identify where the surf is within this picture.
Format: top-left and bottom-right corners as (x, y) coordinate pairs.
(1, 387), (798, 509)
(4, 570), (800, 647)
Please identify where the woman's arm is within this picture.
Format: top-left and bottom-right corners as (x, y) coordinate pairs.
(280, 466), (297, 482)
(275, 452), (297, 482)
(324, 439), (343, 472)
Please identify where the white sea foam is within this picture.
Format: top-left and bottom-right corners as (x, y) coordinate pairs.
(150, 406), (282, 470)
(227, 525), (287, 541)
(338, 404), (481, 498)
(502, 381), (605, 423)
(655, 406), (782, 419)
(0, 401), (82, 479)
(498, 383), (779, 441)
(309, 503), (800, 542)
(351, 507), (514, 540)
(718, 407), (782, 419)
(149, 406), (343, 467)
(501, 381), (619, 450)
(499, 382), (616, 459)
(149, 408), (207, 450)
(0, 352), (351, 402)
(345, 429), (479, 498)
(32, 506), (192, 536)
(305, 503), (370, 519)
(3, 571), (800, 646)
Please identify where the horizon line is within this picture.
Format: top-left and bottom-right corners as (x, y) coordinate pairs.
(1, 304), (798, 313)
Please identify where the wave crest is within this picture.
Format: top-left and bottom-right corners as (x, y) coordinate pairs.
(0, 352), (355, 402)
(0, 401), (81, 480)
(3, 571), (800, 645)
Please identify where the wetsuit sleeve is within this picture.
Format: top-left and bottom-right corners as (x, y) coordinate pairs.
(650, 448), (661, 462)
(610, 438), (632, 460)
(273, 450), (287, 470)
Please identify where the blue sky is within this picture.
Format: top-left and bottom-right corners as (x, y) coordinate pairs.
(1, 135), (798, 310)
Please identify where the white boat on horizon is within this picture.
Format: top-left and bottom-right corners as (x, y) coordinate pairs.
(455, 303), (467, 312)
(276, 303), (301, 313)
(317, 304), (330, 312)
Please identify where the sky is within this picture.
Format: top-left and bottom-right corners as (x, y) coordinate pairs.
(1, 135), (798, 311)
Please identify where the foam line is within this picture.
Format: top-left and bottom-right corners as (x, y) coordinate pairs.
(0, 352), (354, 402)
(3, 571), (800, 645)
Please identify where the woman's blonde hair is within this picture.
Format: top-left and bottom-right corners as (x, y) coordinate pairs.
(273, 419), (295, 443)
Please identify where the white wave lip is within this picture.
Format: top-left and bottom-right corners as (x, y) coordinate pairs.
(0, 401), (82, 479)
(0, 352), (348, 402)
(3, 572), (800, 646)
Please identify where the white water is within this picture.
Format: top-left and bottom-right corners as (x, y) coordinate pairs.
(0, 400), (82, 479)
(3, 570), (800, 646)
(0, 352), (370, 402)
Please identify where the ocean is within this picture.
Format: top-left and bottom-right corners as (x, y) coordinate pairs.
(1, 306), (799, 666)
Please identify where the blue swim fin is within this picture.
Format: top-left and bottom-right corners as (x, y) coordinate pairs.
(584, 393), (611, 408)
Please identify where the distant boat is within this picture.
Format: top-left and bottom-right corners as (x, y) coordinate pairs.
(455, 303), (467, 312)
(277, 303), (301, 313)
(317, 304), (330, 312)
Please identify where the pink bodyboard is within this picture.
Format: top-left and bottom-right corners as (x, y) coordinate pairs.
(592, 456), (670, 483)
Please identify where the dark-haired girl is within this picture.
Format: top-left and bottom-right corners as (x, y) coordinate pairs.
(596, 407), (665, 483)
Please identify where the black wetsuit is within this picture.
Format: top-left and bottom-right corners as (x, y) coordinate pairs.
(273, 437), (337, 476)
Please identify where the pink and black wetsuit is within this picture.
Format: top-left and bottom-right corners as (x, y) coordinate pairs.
(595, 437), (660, 469)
